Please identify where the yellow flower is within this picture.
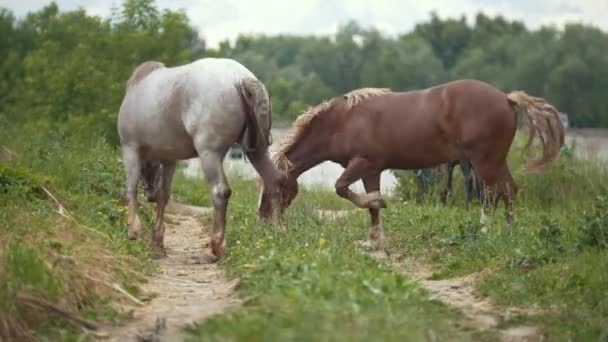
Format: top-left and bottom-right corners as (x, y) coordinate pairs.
(319, 237), (327, 247)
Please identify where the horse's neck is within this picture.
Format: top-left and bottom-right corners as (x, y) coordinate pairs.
(285, 136), (330, 179)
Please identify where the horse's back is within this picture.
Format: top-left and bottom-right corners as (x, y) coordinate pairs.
(439, 79), (515, 143)
(118, 58), (255, 159)
(337, 79), (516, 168)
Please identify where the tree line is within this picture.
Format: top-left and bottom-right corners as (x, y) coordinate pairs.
(1, 0), (608, 145)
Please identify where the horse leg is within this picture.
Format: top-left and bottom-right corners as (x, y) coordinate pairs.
(335, 157), (385, 209)
(461, 160), (474, 207)
(248, 152), (284, 227)
(470, 161), (500, 226)
(362, 174), (385, 251)
(122, 146), (143, 239)
(473, 169), (483, 204)
(200, 151), (232, 260)
(496, 164), (518, 224)
(472, 159), (517, 225)
(441, 161), (456, 206)
(152, 161), (177, 250)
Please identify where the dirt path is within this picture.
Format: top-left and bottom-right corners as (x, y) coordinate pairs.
(101, 202), (239, 341)
(385, 254), (541, 342)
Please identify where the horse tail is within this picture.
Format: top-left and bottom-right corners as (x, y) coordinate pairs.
(507, 90), (565, 172)
(236, 78), (272, 154)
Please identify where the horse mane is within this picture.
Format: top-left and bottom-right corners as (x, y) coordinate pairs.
(273, 87), (391, 171)
(126, 61), (165, 90)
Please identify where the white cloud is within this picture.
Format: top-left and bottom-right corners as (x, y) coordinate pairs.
(0, 0), (606, 48)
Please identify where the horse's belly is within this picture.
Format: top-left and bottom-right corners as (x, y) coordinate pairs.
(139, 131), (197, 161)
(387, 143), (463, 170)
(141, 144), (197, 161)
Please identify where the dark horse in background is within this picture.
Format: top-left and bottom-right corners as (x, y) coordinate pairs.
(441, 159), (482, 205)
(414, 159), (483, 206)
(259, 79), (564, 251)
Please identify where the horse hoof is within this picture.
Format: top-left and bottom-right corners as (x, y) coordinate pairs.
(210, 241), (225, 260)
(128, 216), (143, 240)
(193, 251), (220, 264)
(127, 228), (141, 240)
(151, 247), (167, 259)
(356, 240), (374, 251)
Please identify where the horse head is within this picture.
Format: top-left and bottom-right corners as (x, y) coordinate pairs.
(256, 163), (294, 221)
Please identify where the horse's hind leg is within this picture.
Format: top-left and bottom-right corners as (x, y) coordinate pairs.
(362, 174), (385, 251)
(152, 161), (177, 250)
(471, 160), (517, 225)
(122, 146), (143, 239)
(498, 165), (518, 224)
(200, 151), (232, 260)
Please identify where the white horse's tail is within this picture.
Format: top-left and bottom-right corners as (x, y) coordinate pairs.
(236, 78), (272, 153)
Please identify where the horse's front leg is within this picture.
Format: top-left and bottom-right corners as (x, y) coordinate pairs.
(122, 147), (143, 239)
(200, 151), (231, 260)
(335, 157), (385, 209)
(362, 174), (385, 251)
(152, 161), (176, 251)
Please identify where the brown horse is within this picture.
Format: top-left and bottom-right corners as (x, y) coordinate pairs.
(258, 79), (564, 251)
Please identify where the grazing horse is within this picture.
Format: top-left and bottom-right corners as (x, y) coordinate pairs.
(440, 159), (482, 206)
(258, 79), (564, 251)
(118, 58), (283, 260)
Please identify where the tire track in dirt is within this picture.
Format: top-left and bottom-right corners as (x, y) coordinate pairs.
(101, 202), (239, 341)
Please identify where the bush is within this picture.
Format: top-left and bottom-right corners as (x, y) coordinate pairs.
(576, 194), (608, 250)
(0, 120), (153, 340)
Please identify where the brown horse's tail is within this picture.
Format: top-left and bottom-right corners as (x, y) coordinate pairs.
(507, 90), (565, 172)
(236, 78), (272, 154)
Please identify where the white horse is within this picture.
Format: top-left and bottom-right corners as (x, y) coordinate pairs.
(117, 58), (283, 261)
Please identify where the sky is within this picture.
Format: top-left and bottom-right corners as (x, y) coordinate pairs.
(1, 0), (607, 48)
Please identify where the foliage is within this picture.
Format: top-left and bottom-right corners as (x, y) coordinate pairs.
(180, 177), (475, 341)
(576, 194), (608, 250)
(2, 2), (608, 133)
(1, 0), (608, 339)
(379, 154), (608, 340)
(0, 120), (153, 340)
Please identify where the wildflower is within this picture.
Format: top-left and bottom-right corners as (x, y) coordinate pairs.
(319, 237), (327, 247)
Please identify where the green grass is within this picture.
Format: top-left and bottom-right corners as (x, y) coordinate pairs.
(0, 120), (154, 341)
(381, 145), (608, 340)
(171, 165), (212, 207)
(181, 179), (478, 341)
(4, 116), (606, 341)
(176, 133), (608, 341)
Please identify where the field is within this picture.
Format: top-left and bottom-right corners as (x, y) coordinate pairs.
(2, 119), (608, 341)
(2, 2), (608, 340)
(2, 123), (608, 341)
(177, 144), (608, 341)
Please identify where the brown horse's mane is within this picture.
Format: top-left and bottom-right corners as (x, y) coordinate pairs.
(273, 87), (391, 171)
(126, 61), (165, 90)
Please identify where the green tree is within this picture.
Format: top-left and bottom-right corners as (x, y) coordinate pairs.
(414, 12), (472, 69)
(361, 34), (446, 91)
